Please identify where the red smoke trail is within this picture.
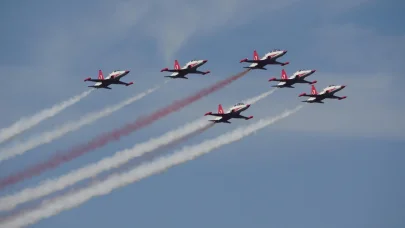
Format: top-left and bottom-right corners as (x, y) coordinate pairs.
(0, 70), (249, 190)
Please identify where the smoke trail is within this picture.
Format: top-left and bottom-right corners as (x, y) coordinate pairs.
(0, 105), (302, 228)
(0, 86), (271, 212)
(242, 88), (277, 104)
(0, 70), (249, 189)
(0, 120), (212, 212)
(0, 86), (159, 163)
(0, 123), (214, 222)
(0, 90), (92, 145)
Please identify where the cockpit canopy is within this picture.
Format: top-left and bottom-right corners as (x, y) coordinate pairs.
(272, 49), (281, 52)
(234, 102), (245, 106)
(328, 84), (335, 87)
(112, 70), (120, 72)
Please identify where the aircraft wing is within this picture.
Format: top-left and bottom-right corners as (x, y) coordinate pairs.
(85, 79), (104, 82)
(205, 112), (226, 117)
(248, 62), (260, 67)
(209, 115), (231, 123)
(306, 94), (321, 98)
(243, 59), (262, 63)
(304, 97), (323, 103)
(170, 72), (180, 76)
(248, 61), (268, 68)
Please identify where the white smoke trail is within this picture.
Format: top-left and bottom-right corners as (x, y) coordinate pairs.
(0, 90), (92, 145)
(242, 88), (277, 104)
(0, 88), (276, 212)
(0, 86), (159, 163)
(0, 105), (302, 228)
(0, 119), (209, 212)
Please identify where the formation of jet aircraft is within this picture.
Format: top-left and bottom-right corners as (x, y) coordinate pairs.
(83, 49), (347, 124)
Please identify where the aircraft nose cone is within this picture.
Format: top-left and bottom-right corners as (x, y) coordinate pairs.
(203, 60), (208, 63)
(341, 85), (346, 88)
(246, 104), (250, 107)
(283, 50), (287, 54)
(312, 69), (316, 73)
(125, 70), (130, 73)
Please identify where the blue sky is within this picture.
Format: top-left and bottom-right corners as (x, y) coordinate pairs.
(0, 0), (404, 227)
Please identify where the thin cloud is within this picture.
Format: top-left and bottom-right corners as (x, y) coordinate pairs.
(137, 0), (300, 63)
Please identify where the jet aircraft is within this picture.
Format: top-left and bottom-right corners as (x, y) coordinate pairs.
(160, 59), (210, 79)
(240, 49), (289, 70)
(299, 84), (347, 103)
(84, 70), (133, 89)
(204, 103), (253, 123)
(269, 69), (317, 88)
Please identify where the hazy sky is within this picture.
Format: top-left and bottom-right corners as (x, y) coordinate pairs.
(0, 0), (404, 227)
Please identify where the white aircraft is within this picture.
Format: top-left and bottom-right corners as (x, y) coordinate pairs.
(269, 69), (317, 88)
(299, 84), (347, 103)
(160, 59), (210, 79)
(204, 103), (253, 124)
(239, 49), (289, 70)
(84, 70), (133, 89)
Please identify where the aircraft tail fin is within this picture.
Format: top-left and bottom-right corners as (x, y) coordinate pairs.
(253, 50), (259, 60)
(98, 70), (104, 80)
(281, 69), (288, 80)
(174, 60), (181, 70)
(311, 84), (318, 95)
(218, 104), (224, 114)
